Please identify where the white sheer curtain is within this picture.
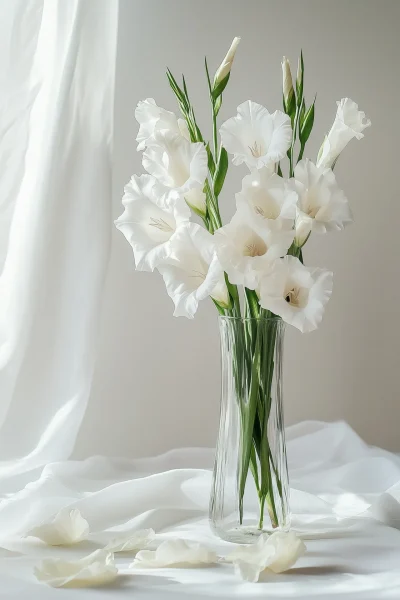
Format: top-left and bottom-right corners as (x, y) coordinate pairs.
(0, 0), (118, 488)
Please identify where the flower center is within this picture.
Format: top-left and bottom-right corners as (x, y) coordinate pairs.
(248, 140), (264, 158)
(302, 188), (320, 218)
(243, 237), (267, 257)
(254, 202), (280, 220)
(189, 269), (206, 281)
(284, 284), (308, 308)
(148, 217), (174, 233)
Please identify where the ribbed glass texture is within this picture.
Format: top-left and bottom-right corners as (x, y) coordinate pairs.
(210, 316), (290, 543)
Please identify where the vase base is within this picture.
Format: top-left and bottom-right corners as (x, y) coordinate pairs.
(210, 522), (288, 544)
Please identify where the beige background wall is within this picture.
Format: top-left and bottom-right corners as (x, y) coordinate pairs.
(75, 0), (400, 458)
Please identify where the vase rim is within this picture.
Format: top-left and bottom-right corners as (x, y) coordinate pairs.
(218, 315), (282, 322)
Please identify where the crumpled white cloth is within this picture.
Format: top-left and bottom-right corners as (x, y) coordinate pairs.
(1, 421), (400, 599)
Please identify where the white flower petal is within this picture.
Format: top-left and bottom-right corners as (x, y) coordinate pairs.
(104, 528), (155, 553)
(216, 206), (294, 290)
(26, 509), (89, 546)
(143, 132), (207, 195)
(259, 256), (333, 333)
(317, 98), (371, 169)
(265, 531), (306, 574)
(34, 550), (118, 588)
(237, 168), (297, 230)
(226, 531), (305, 583)
(220, 101), (292, 170)
(292, 159), (352, 239)
(131, 539), (217, 569)
(115, 174), (190, 272)
(135, 98), (188, 150)
(157, 223), (229, 318)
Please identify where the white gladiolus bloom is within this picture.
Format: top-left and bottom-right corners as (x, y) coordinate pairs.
(131, 539), (217, 569)
(236, 168), (297, 231)
(135, 98), (189, 151)
(34, 550), (118, 588)
(184, 187), (207, 217)
(317, 98), (371, 169)
(292, 159), (352, 246)
(220, 101), (292, 170)
(259, 256), (333, 333)
(216, 207), (294, 290)
(158, 223), (229, 318)
(226, 531), (306, 583)
(214, 37), (241, 85)
(104, 528), (155, 553)
(143, 131), (208, 195)
(115, 175), (190, 272)
(26, 509), (89, 546)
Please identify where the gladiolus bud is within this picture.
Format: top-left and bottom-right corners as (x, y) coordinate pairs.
(184, 188), (207, 218)
(213, 37), (241, 88)
(296, 51), (304, 107)
(281, 57), (296, 121)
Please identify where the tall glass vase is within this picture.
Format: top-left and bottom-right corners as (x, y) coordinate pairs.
(209, 316), (290, 543)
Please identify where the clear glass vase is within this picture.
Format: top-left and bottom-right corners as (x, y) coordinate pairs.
(209, 316), (290, 543)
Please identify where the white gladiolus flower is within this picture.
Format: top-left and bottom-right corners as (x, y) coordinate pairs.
(216, 207), (294, 290)
(158, 223), (229, 318)
(214, 37), (241, 86)
(26, 509), (89, 546)
(34, 550), (118, 588)
(259, 256), (333, 333)
(292, 159), (352, 246)
(115, 174), (190, 272)
(184, 187), (207, 217)
(135, 98), (189, 151)
(220, 101), (292, 170)
(104, 528), (155, 553)
(143, 131), (208, 195)
(317, 98), (371, 169)
(131, 539), (217, 569)
(226, 531), (306, 583)
(236, 168), (297, 231)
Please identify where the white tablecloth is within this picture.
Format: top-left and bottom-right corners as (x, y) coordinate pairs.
(1, 421), (400, 599)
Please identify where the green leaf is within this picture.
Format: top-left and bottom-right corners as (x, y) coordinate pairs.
(166, 68), (187, 108)
(212, 72), (230, 101)
(204, 57), (212, 95)
(299, 98), (306, 129)
(284, 89), (296, 124)
(214, 95), (222, 116)
(205, 142), (215, 176)
(299, 97), (315, 145)
(213, 147), (228, 197)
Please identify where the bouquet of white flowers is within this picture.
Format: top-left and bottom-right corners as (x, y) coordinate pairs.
(116, 38), (370, 542)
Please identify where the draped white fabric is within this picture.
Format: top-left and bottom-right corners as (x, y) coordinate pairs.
(0, 0), (118, 486)
(1, 3), (400, 599)
(1, 422), (400, 598)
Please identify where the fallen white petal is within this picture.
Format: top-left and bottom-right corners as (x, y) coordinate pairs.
(131, 538), (217, 568)
(26, 508), (89, 546)
(226, 531), (306, 582)
(34, 550), (118, 588)
(104, 528), (155, 553)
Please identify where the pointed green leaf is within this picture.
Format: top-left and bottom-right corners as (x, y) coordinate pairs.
(213, 147), (228, 197)
(299, 97), (315, 145)
(212, 72), (230, 101)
